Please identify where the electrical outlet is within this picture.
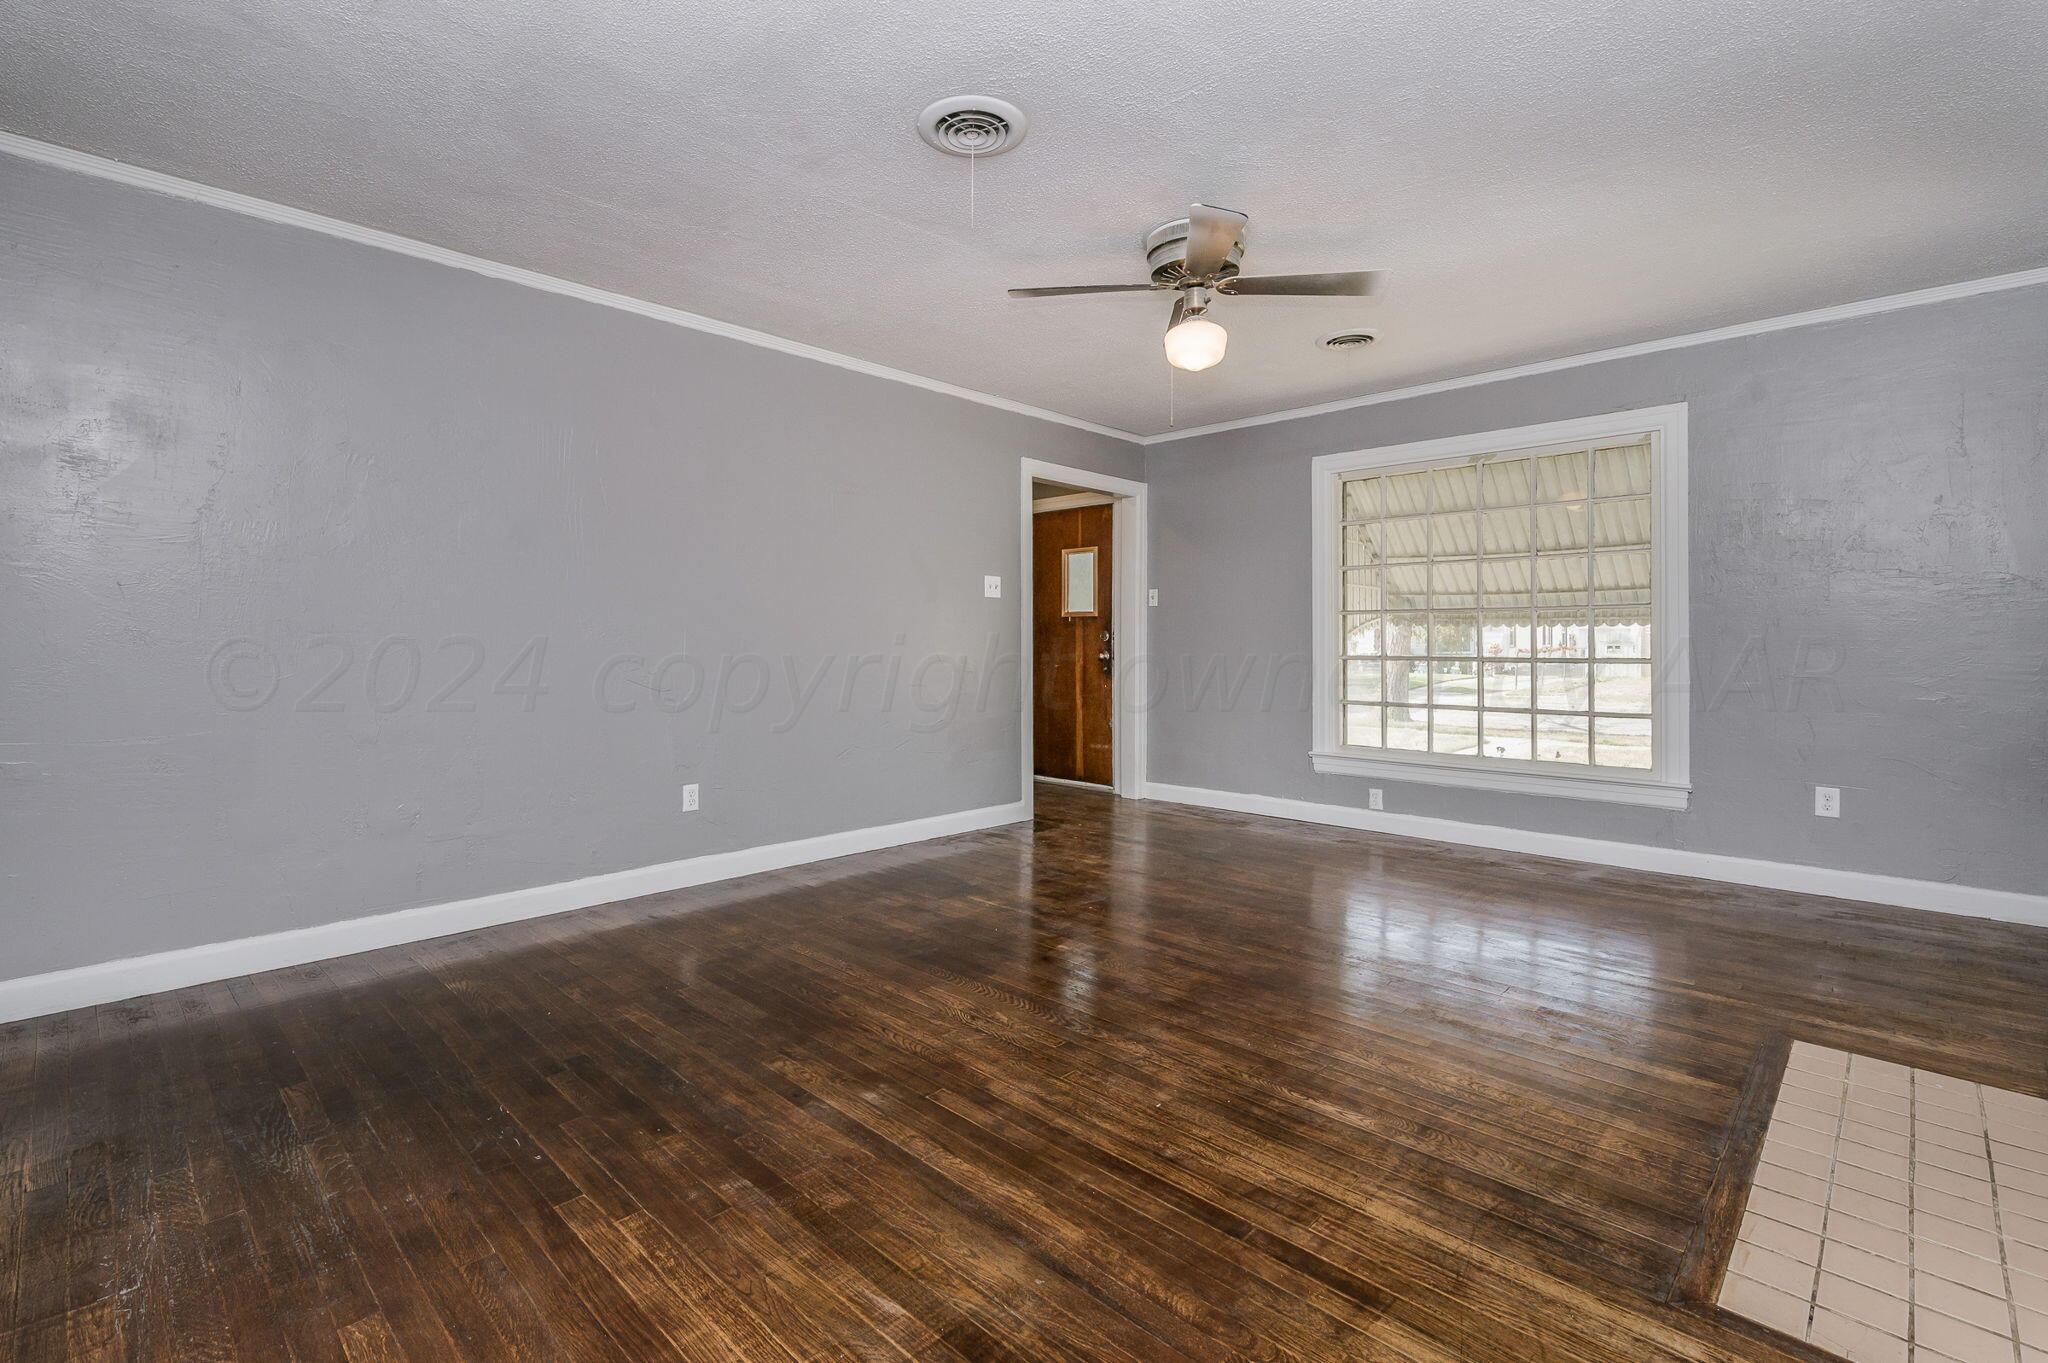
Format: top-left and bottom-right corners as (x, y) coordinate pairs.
(1369, 788), (1384, 811)
(1813, 785), (1840, 818)
(1148, 588), (1160, 606)
(682, 783), (700, 813)
(984, 575), (1002, 598)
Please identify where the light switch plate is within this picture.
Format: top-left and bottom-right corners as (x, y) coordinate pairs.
(1148, 588), (1160, 605)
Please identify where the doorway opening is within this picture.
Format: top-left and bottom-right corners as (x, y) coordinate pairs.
(1018, 460), (1147, 812)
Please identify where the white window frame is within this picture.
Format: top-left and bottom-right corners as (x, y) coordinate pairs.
(1310, 404), (1690, 809)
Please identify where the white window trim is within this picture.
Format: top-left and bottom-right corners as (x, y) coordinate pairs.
(1309, 404), (1691, 810)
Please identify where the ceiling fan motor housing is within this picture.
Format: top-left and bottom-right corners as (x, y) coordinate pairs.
(1145, 217), (1244, 286)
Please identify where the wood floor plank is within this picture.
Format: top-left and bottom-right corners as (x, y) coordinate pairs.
(6, 785), (2047, 1361)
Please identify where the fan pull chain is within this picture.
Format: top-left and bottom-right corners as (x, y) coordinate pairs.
(1168, 366), (1176, 428)
(968, 149), (976, 229)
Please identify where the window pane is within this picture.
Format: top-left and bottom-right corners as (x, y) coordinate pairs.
(1342, 476), (1382, 521)
(1344, 659), (1383, 702)
(1534, 449), (1590, 502)
(1431, 660), (1479, 706)
(1481, 611), (1534, 658)
(1481, 711), (1533, 760)
(1482, 661), (1532, 708)
(1536, 662), (1590, 711)
(1593, 716), (1652, 769)
(1429, 560), (1479, 608)
(1383, 659), (1428, 706)
(1593, 496), (1651, 549)
(1385, 562), (1429, 605)
(1480, 557), (1531, 605)
(1344, 704), (1383, 748)
(1481, 507), (1531, 555)
(1535, 502), (1588, 551)
(1343, 523), (1384, 567)
(1431, 707), (1480, 755)
(1594, 609), (1651, 658)
(1593, 441), (1652, 497)
(1385, 470), (1431, 517)
(1386, 613), (1428, 656)
(1481, 457), (1531, 506)
(1594, 549), (1652, 602)
(1343, 613), (1382, 656)
(1386, 705), (1429, 751)
(1430, 463), (1480, 513)
(1430, 613), (1478, 657)
(1430, 512), (1478, 558)
(1534, 552), (1588, 598)
(1535, 712), (1591, 764)
(1383, 516), (1429, 563)
(1594, 662), (1653, 715)
(1342, 568), (1382, 611)
(1536, 608), (1590, 657)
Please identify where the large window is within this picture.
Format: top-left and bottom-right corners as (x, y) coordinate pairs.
(1310, 406), (1689, 808)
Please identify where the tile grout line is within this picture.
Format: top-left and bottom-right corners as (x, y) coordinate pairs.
(1977, 1083), (2026, 1363)
(1805, 1059), (1851, 1342)
(1908, 1069), (1918, 1361)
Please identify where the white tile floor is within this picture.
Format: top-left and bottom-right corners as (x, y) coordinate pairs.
(1718, 1042), (2048, 1363)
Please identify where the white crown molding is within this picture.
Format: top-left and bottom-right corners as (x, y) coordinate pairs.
(1140, 264), (2048, 445)
(0, 131), (1143, 444)
(0, 798), (1027, 1023)
(8, 129), (2046, 452)
(1144, 782), (2048, 929)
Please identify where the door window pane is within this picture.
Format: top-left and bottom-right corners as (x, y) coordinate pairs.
(1344, 660), (1383, 702)
(1385, 470), (1431, 517)
(1594, 610), (1651, 658)
(1480, 557), (1531, 605)
(1593, 497), (1651, 549)
(1481, 507), (1531, 555)
(1343, 523), (1383, 567)
(1430, 513), (1478, 557)
(1342, 569), (1381, 611)
(1481, 457), (1531, 506)
(1430, 463), (1480, 512)
(1535, 608), (1590, 658)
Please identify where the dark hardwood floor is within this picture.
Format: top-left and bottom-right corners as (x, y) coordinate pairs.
(5, 786), (2046, 1361)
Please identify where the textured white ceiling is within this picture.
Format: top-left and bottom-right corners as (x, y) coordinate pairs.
(5, 0), (2046, 436)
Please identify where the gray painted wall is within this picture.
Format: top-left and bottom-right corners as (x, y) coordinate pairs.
(1, 153), (1140, 979)
(1143, 287), (2048, 896)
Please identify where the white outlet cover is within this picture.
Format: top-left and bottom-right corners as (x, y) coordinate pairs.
(1813, 785), (1840, 817)
(1369, 788), (1384, 811)
(984, 575), (1002, 598)
(682, 783), (700, 812)
(1148, 588), (1160, 606)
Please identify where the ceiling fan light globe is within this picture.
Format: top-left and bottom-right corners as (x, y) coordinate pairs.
(1163, 316), (1228, 371)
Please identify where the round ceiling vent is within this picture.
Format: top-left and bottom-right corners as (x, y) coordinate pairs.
(916, 96), (1028, 157)
(1321, 330), (1379, 350)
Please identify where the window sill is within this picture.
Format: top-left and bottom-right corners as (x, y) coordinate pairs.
(1309, 749), (1691, 810)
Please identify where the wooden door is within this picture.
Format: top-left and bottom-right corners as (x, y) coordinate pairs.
(1033, 503), (1114, 786)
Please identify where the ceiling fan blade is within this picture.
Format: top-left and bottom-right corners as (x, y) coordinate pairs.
(1182, 203), (1248, 281)
(1216, 270), (1384, 297)
(1007, 283), (1165, 297)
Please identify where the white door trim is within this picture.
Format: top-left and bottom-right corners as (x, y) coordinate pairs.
(1020, 459), (1149, 809)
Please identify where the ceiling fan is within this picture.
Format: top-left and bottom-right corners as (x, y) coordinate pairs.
(1008, 203), (1384, 372)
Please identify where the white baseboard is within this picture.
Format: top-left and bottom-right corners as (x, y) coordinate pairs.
(0, 800), (1028, 1025)
(1142, 782), (2048, 929)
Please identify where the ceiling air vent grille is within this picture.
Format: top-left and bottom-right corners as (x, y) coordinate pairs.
(1321, 330), (1379, 350)
(917, 97), (1028, 157)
